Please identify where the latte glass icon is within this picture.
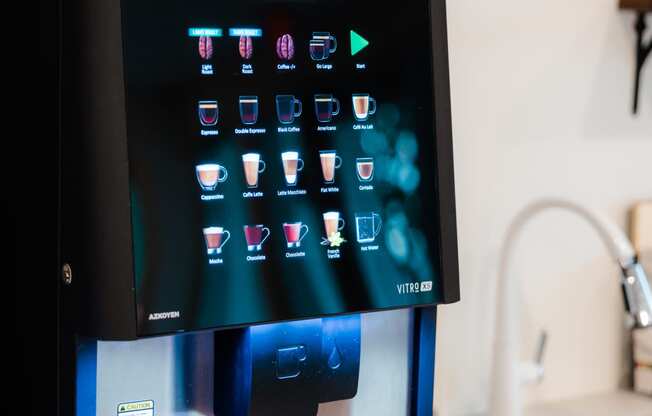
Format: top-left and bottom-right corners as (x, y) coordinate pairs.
(355, 212), (382, 243)
(283, 222), (309, 248)
(314, 94), (340, 123)
(352, 94), (377, 121)
(276, 95), (302, 124)
(239, 96), (259, 125)
(196, 164), (228, 191)
(203, 227), (231, 255)
(323, 211), (345, 239)
(319, 151), (342, 184)
(281, 151), (304, 186)
(243, 225), (270, 251)
(356, 158), (374, 182)
(309, 32), (337, 60)
(198, 101), (219, 126)
(242, 153), (266, 188)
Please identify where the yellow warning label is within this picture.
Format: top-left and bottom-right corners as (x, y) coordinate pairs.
(118, 400), (154, 414)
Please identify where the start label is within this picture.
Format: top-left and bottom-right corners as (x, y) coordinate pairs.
(117, 400), (154, 416)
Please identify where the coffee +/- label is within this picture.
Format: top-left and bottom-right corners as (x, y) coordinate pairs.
(246, 255), (266, 262)
(361, 245), (379, 252)
(317, 126), (337, 132)
(277, 63), (296, 71)
(201, 64), (213, 75)
(241, 64), (254, 74)
(201, 129), (219, 136)
(277, 189), (307, 197)
(316, 63), (334, 70)
(327, 249), (341, 259)
(242, 191), (263, 198)
(208, 258), (224, 265)
(359, 185), (374, 191)
(278, 126), (301, 133)
(117, 400), (154, 416)
(321, 187), (340, 193)
(285, 251), (306, 258)
(353, 124), (374, 130)
(235, 127), (266, 135)
(201, 194), (224, 201)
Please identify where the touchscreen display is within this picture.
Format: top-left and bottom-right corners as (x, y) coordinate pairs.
(122, 0), (443, 335)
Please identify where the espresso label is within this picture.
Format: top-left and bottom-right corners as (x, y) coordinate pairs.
(235, 127), (266, 135)
(241, 63), (254, 74)
(278, 126), (301, 133)
(208, 258), (224, 265)
(353, 124), (374, 130)
(285, 251), (306, 258)
(277, 189), (307, 197)
(359, 185), (374, 191)
(320, 187), (340, 193)
(327, 249), (341, 259)
(246, 255), (266, 262)
(242, 191), (263, 198)
(201, 129), (219, 136)
(361, 245), (379, 252)
(317, 126), (336, 132)
(201, 194), (225, 201)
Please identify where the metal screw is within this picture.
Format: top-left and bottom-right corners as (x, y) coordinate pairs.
(62, 263), (73, 285)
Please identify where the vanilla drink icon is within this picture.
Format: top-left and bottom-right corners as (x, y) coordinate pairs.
(321, 211), (346, 247)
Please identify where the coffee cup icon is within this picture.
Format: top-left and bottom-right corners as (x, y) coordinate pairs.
(309, 32), (337, 60)
(242, 153), (266, 188)
(355, 212), (382, 243)
(203, 227), (231, 255)
(276, 95), (302, 124)
(281, 151), (304, 186)
(314, 94), (340, 123)
(198, 101), (218, 126)
(356, 158), (374, 182)
(283, 222), (309, 248)
(352, 94), (377, 121)
(239, 96), (259, 125)
(323, 211), (345, 239)
(196, 164), (228, 191)
(243, 225), (270, 251)
(320, 150), (342, 184)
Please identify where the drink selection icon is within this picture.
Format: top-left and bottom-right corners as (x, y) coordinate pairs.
(354, 212), (382, 244)
(309, 32), (337, 60)
(352, 94), (377, 121)
(281, 151), (304, 186)
(356, 157), (374, 182)
(242, 153), (266, 188)
(239, 96), (259, 125)
(243, 225), (270, 252)
(203, 226), (231, 255)
(196, 164), (228, 191)
(276, 34), (295, 60)
(198, 101), (219, 126)
(198, 36), (214, 60)
(319, 150), (342, 184)
(321, 211), (346, 247)
(276, 95), (302, 124)
(282, 222), (309, 248)
(239, 35), (254, 59)
(314, 94), (340, 123)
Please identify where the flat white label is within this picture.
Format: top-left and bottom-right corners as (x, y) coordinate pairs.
(118, 400), (154, 416)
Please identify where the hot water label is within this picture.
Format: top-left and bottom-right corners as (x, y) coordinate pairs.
(117, 400), (154, 416)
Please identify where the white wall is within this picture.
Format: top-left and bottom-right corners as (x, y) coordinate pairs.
(436, 0), (652, 414)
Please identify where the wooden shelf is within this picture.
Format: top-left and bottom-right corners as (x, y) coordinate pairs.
(620, 0), (652, 11)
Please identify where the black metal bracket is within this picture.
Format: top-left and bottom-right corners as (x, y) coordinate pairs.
(632, 12), (651, 113)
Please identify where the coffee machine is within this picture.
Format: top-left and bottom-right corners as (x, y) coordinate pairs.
(58, 0), (459, 414)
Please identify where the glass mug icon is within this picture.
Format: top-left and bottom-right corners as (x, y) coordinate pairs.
(276, 95), (302, 124)
(319, 150), (342, 184)
(203, 226), (231, 255)
(355, 212), (382, 243)
(198, 101), (218, 126)
(314, 94), (340, 123)
(281, 151), (304, 186)
(242, 153), (266, 188)
(243, 225), (270, 252)
(196, 164), (228, 191)
(239, 96), (259, 125)
(352, 94), (377, 121)
(283, 222), (309, 248)
(356, 158), (374, 182)
(309, 32), (337, 60)
(323, 211), (345, 239)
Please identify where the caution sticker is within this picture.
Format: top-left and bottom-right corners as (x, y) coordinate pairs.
(117, 400), (154, 416)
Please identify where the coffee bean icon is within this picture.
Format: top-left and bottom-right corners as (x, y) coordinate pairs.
(239, 36), (253, 59)
(276, 34), (294, 60)
(198, 36), (213, 60)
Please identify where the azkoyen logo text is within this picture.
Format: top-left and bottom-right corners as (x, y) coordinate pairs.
(148, 311), (181, 321)
(396, 281), (433, 295)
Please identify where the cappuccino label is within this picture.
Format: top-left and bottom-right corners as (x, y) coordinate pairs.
(148, 311), (180, 321)
(201, 194), (224, 201)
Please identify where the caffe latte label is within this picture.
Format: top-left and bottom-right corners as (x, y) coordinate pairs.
(242, 191), (263, 198)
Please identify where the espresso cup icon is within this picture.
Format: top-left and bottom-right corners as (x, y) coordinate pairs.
(323, 211), (345, 239)
(314, 94), (340, 123)
(319, 150), (342, 184)
(352, 94), (377, 121)
(196, 164), (228, 191)
(239, 96), (259, 125)
(198, 101), (219, 126)
(356, 158), (374, 182)
(355, 212), (382, 243)
(282, 222), (309, 248)
(309, 32), (337, 60)
(242, 153), (266, 188)
(203, 227), (230, 255)
(243, 225), (270, 252)
(281, 151), (304, 186)
(276, 95), (302, 124)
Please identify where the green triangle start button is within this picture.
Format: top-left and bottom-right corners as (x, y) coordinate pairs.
(350, 30), (369, 56)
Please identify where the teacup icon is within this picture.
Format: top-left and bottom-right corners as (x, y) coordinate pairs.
(196, 164), (228, 191)
(203, 227), (231, 255)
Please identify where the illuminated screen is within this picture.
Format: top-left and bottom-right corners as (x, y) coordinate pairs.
(122, 0), (444, 335)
